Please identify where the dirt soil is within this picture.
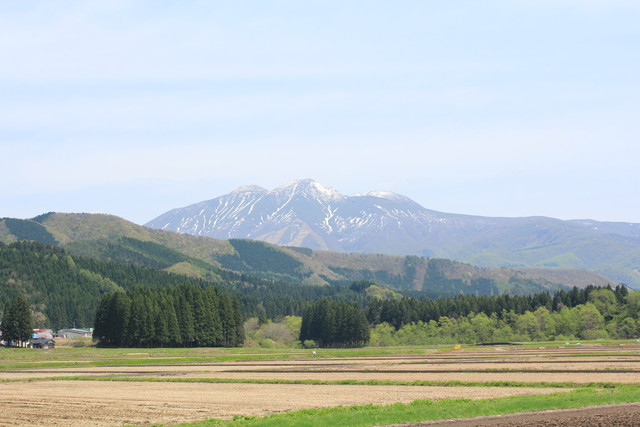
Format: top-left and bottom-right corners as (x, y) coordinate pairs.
(177, 370), (640, 384)
(1, 343), (639, 426)
(393, 402), (640, 426)
(0, 381), (562, 427)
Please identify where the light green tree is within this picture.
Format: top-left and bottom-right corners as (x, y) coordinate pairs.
(369, 322), (396, 346)
(533, 307), (556, 340)
(469, 312), (494, 344)
(588, 289), (618, 320)
(514, 311), (538, 341)
(553, 306), (580, 338)
(576, 303), (606, 339)
(625, 291), (640, 318)
(395, 321), (438, 345)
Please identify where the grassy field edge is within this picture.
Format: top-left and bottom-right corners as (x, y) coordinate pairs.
(10, 375), (627, 390)
(177, 386), (640, 427)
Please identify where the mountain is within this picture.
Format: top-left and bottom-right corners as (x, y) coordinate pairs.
(0, 213), (615, 295)
(145, 179), (640, 287)
(145, 179), (444, 254)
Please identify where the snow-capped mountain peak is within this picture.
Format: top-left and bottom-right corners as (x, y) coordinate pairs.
(231, 184), (268, 194)
(145, 179), (432, 252)
(144, 179), (640, 287)
(274, 179), (343, 202)
(357, 190), (412, 202)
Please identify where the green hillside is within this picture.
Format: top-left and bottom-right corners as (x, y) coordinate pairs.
(450, 219), (640, 287)
(0, 213), (619, 299)
(0, 241), (368, 330)
(66, 236), (219, 278)
(2, 217), (58, 245)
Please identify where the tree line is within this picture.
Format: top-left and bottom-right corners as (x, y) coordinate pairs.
(366, 286), (640, 345)
(93, 284), (244, 348)
(365, 284), (629, 329)
(4, 241), (638, 349)
(0, 241), (368, 331)
(299, 299), (370, 347)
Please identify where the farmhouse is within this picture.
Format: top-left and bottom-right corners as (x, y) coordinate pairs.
(58, 328), (93, 338)
(33, 329), (54, 339)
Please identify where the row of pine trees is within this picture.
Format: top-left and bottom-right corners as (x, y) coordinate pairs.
(93, 284), (244, 347)
(299, 299), (370, 347)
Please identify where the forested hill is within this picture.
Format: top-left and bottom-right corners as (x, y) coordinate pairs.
(1, 240), (633, 341)
(0, 214), (618, 297)
(0, 241), (370, 329)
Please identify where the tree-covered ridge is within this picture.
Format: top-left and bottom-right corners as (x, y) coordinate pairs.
(93, 284), (244, 348)
(0, 241), (370, 330)
(326, 257), (562, 296)
(0, 239), (629, 331)
(310, 251), (614, 294)
(0, 241), (111, 329)
(3, 240), (639, 349)
(217, 239), (311, 283)
(66, 236), (218, 274)
(2, 213), (616, 294)
(71, 252), (369, 320)
(65, 234), (582, 296)
(2, 218), (58, 245)
(31, 212), (56, 224)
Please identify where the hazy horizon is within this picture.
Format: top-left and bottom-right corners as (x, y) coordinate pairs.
(2, 1), (639, 224)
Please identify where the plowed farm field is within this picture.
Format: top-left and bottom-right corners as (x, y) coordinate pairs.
(0, 343), (639, 426)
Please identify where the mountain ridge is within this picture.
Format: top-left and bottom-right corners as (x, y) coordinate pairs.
(144, 179), (640, 286)
(0, 212), (618, 295)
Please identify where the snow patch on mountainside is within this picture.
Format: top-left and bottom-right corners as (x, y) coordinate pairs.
(143, 180), (640, 286)
(145, 179), (456, 254)
(231, 184), (268, 194)
(356, 191), (410, 202)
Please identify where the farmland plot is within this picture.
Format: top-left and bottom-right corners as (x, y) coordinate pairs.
(0, 343), (638, 426)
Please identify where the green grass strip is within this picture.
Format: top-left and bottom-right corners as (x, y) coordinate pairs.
(176, 386), (640, 427)
(0, 354), (308, 370)
(0, 348), (430, 371)
(543, 353), (640, 358)
(13, 375), (631, 389)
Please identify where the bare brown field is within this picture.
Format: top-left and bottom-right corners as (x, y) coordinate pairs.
(0, 343), (638, 426)
(0, 381), (561, 426)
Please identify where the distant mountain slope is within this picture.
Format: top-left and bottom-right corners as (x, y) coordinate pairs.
(0, 213), (616, 295)
(144, 179), (640, 287)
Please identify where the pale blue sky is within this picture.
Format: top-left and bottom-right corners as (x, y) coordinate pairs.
(1, 1), (639, 224)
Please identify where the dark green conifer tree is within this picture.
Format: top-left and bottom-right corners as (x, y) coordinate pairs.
(174, 288), (196, 346)
(299, 299), (369, 347)
(1, 296), (33, 346)
(231, 295), (245, 346)
(128, 293), (147, 347)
